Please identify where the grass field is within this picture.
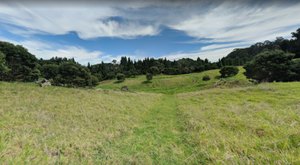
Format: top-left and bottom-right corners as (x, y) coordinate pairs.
(97, 67), (250, 94)
(1, 68), (300, 164)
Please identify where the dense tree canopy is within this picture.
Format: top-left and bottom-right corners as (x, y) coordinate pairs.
(244, 50), (298, 82)
(218, 28), (300, 66)
(0, 41), (40, 81)
(89, 56), (218, 81)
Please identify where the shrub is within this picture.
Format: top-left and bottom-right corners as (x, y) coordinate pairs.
(244, 50), (294, 82)
(90, 75), (99, 86)
(150, 66), (160, 75)
(146, 73), (153, 81)
(202, 75), (210, 81)
(220, 66), (239, 78)
(116, 73), (125, 82)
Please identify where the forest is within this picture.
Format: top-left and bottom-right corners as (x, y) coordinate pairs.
(0, 28), (300, 87)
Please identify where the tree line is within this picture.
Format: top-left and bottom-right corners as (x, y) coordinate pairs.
(0, 41), (218, 87)
(219, 28), (300, 66)
(0, 28), (300, 87)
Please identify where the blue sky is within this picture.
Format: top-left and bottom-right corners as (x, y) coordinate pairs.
(0, 0), (300, 64)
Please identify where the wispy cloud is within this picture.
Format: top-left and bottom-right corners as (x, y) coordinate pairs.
(0, 0), (300, 63)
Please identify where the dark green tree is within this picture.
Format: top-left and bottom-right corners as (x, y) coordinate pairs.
(220, 66), (239, 78)
(0, 51), (9, 80)
(244, 50), (294, 82)
(116, 73), (125, 82)
(146, 73), (153, 81)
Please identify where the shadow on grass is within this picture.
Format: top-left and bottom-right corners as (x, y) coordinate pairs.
(215, 75), (221, 79)
(142, 80), (152, 84)
(114, 80), (124, 84)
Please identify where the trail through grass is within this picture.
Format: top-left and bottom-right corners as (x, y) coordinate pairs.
(97, 95), (207, 164)
(1, 70), (300, 164)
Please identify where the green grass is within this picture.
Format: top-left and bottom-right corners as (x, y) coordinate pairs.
(177, 82), (300, 164)
(1, 68), (300, 164)
(0, 82), (161, 164)
(97, 67), (250, 94)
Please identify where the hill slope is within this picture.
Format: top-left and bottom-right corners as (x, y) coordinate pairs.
(1, 81), (300, 164)
(97, 67), (249, 94)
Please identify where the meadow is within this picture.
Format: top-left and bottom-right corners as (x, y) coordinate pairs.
(97, 67), (250, 94)
(0, 68), (300, 164)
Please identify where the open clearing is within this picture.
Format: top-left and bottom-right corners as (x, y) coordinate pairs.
(1, 69), (300, 164)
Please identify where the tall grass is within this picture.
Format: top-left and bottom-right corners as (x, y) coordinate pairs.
(1, 72), (300, 164)
(0, 82), (161, 164)
(177, 82), (300, 164)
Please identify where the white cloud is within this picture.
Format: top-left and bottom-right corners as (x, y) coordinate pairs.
(162, 47), (236, 62)
(0, 3), (159, 39)
(169, 2), (300, 43)
(0, 38), (103, 65)
(1, 1), (300, 62)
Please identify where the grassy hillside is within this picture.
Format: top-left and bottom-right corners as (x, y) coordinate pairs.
(0, 82), (162, 164)
(177, 82), (300, 164)
(1, 73), (300, 164)
(97, 67), (249, 94)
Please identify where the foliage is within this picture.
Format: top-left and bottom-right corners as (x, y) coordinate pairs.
(0, 51), (9, 79)
(149, 66), (160, 75)
(41, 64), (59, 79)
(202, 75), (210, 81)
(218, 28), (300, 65)
(244, 50), (297, 82)
(0, 41), (40, 81)
(89, 57), (218, 80)
(52, 62), (98, 87)
(220, 66), (239, 78)
(116, 73), (125, 82)
(146, 73), (153, 81)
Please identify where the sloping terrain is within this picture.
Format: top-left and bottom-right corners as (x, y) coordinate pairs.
(1, 70), (300, 164)
(97, 67), (249, 94)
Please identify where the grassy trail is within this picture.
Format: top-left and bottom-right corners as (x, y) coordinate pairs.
(101, 94), (204, 164)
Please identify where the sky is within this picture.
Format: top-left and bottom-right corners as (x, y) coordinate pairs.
(0, 0), (300, 65)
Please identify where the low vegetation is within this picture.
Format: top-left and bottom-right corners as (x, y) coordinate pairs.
(1, 26), (300, 164)
(1, 78), (299, 164)
(220, 66), (239, 78)
(177, 82), (300, 163)
(98, 67), (249, 94)
(0, 82), (161, 164)
(202, 75), (210, 81)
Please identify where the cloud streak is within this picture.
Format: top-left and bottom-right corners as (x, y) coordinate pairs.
(0, 0), (300, 63)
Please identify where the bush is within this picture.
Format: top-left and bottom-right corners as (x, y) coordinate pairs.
(90, 75), (99, 86)
(150, 66), (160, 75)
(202, 75), (210, 81)
(146, 73), (153, 81)
(244, 50), (294, 82)
(116, 73), (125, 82)
(290, 59), (300, 81)
(220, 66), (239, 78)
(0, 51), (9, 80)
